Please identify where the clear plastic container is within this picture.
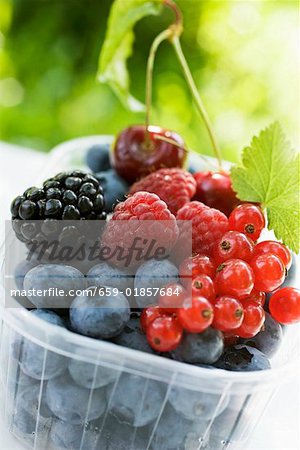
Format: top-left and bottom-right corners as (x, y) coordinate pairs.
(0, 136), (299, 450)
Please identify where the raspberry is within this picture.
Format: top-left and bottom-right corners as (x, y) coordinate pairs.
(101, 191), (179, 267)
(129, 168), (196, 215)
(177, 201), (229, 255)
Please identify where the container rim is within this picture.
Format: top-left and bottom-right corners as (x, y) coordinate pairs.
(1, 303), (300, 389)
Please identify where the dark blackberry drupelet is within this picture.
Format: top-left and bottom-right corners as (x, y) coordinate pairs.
(10, 170), (106, 245)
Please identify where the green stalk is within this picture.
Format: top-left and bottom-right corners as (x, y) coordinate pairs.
(171, 36), (223, 169)
(145, 28), (172, 132)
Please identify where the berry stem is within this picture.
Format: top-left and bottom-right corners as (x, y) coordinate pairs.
(145, 29), (172, 141)
(171, 36), (223, 169)
(163, 0), (183, 29)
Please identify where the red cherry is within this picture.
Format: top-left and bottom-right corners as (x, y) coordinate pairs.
(214, 259), (254, 299)
(253, 240), (292, 270)
(250, 253), (285, 293)
(191, 275), (216, 302)
(179, 254), (216, 288)
(178, 296), (214, 333)
(212, 296), (244, 331)
(146, 315), (183, 352)
(112, 125), (186, 183)
(140, 305), (163, 333)
(228, 204), (265, 241)
(235, 303), (265, 338)
(158, 283), (187, 313)
(193, 171), (240, 216)
(269, 287), (300, 325)
(212, 231), (254, 265)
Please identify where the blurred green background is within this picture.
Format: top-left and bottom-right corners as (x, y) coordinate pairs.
(0, 0), (298, 162)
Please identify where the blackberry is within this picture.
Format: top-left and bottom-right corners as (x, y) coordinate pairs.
(10, 170), (106, 246)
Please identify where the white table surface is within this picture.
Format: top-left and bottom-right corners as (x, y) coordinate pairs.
(0, 141), (299, 450)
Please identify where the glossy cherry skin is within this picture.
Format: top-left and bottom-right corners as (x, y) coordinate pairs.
(112, 125), (186, 183)
(193, 171), (240, 216)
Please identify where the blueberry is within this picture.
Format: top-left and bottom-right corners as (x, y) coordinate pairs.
(108, 373), (166, 427)
(12, 382), (53, 435)
(240, 312), (283, 357)
(86, 143), (111, 173)
(214, 345), (271, 371)
(46, 373), (107, 424)
(113, 317), (154, 354)
(134, 259), (179, 308)
(23, 264), (86, 309)
(18, 309), (67, 380)
(68, 359), (119, 389)
(95, 169), (129, 212)
(70, 289), (130, 339)
(50, 418), (107, 450)
(171, 328), (224, 365)
(209, 405), (249, 448)
(101, 414), (150, 450)
(151, 404), (210, 450)
(86, 262), (133, 292)
(168, 386), (229, 421)
(14, 258), (38, 290)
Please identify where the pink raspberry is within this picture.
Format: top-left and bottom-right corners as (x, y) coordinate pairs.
(177, 201), (229, 255)
(101, 191), (179, 267)
(129, 168), (196, 215)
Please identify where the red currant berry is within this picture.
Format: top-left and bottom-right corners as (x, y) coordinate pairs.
(250, 253), (285, 293)
(193, 171), (240, 216)
(212, 296), (244, 331)
(179, 254), (216, 287)
(235, 303), (265, 338)
(112, 125), (186, 183)
(269, 287), (300, 324)
(253, 240), (292, 270)
(146, 315), (183, 352)
(214, 259), (254, 299)
(228, 204), (265, 241)
(159, 284), (187, 313)
(191, 275), (216, 302)
(241, 290), (266, 307)
(140, 305), (162, 333)
(178, 296), (213, 333)
(212, 231), (254, 265)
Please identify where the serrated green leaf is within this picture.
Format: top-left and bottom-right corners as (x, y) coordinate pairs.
(231, 122), (300, 253)
(98, 0), (163, 111)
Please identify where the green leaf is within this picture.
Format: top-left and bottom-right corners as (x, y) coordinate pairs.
(98, 0), (163, 111)
(231, 122), (300, 253)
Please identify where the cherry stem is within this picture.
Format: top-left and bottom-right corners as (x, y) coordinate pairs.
(145, 28), (172, 140)
(163, 0), (183, 29)
(171, 36), (223, 170)
(153, 133), (219, 170)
